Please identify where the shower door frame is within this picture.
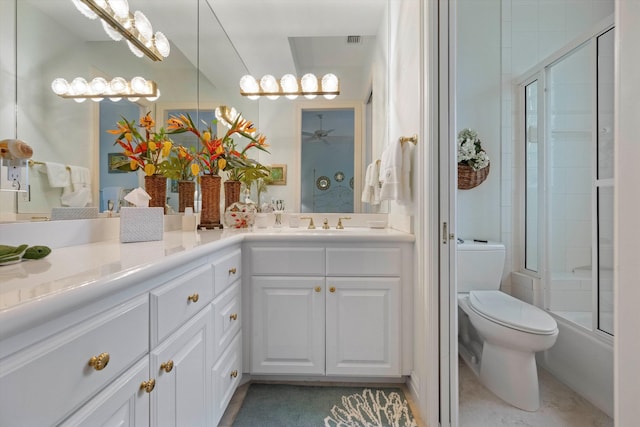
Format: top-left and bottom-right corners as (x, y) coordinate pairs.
(514, 17), (615, 343)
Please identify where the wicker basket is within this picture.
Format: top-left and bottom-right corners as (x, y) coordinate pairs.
(200, 174), (222, 229)
(144, 175), (167, 213)
(178, 180), (195, 213)
(458, 163), (490, 190)
(224, 180), (242, 211)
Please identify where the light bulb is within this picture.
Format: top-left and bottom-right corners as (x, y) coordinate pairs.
(90, 77), (109, 94)
(108, 0), (129, 20)
(110, 77), (127, 93)
(133, 11), (153, 42)
(51, 78), (69, 96)
(70, 77), (89, 96)
(130, 76), (148, 93)
(72, 0), (97, 19)
(239, 75), (258, 92)
(74, 98), (87, 103)
(154, 32), (170, 57)
(109, 97), (122, 102)
(321, 73), (339, 99)
(280, 74), (299, 100)
(101, 19), (123, 41)
(91, 97), (104, 102)
(128, 97), (140, 102)
(260, 75), (279, 100)
(127, 41), (144, 58)
(301, 73), (318, 99)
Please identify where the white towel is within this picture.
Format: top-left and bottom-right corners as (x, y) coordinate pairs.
(61, 187), (91, 207)
(66, 165), (92, 205)
(43, 162), (71, 188)
(379, 139), (403, 201)
(361, 161), (381, 205)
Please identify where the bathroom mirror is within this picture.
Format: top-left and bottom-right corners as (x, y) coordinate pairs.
(1, 0), (388, 219)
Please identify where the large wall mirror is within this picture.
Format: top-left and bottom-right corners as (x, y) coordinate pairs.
(0, 0), (388, 220)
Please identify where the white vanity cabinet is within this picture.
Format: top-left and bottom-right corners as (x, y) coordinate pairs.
(248, 242), (411, 378)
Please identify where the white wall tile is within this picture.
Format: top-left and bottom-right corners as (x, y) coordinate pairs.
(502, 0), (512, 21)
(538, 0), (567, 31)
(511, 30), (539, 75)
(512, 0), (539, 32)
(566, 220), (592, 248)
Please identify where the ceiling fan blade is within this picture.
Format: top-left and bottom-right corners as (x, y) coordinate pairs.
(302, 131), (315, 136)
(326, 129), (335, 134)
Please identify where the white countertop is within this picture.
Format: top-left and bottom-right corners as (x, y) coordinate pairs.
(0, 227), (413, 339)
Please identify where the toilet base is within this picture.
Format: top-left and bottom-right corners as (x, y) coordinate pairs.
(479, 342), (540, 411)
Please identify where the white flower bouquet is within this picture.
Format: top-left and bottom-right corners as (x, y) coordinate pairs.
(457, 128), (489, 171)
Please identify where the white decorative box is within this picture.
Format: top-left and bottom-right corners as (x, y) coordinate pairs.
(51, 207), (99, 221)
(119, 207), (164, 243)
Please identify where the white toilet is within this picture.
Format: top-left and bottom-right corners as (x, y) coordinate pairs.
(457, 240), (558, 411)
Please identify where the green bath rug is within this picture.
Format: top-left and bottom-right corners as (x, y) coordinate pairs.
(231, 383), (417, 427)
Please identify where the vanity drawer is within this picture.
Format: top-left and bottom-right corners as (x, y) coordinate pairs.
(0, 295), (149, 427)
(212, 280), (242, 361)
(250, 247), (325, 275)
(151, 263), (214, 345)
(212, 332), (242, 426)
(213, 248), (242, 295)
(326, 247), (402, 276)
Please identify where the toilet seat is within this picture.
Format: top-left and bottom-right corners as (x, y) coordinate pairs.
(468, 291), (558, 335)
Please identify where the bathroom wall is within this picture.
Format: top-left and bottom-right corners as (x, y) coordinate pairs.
(0, 0), (17, 220)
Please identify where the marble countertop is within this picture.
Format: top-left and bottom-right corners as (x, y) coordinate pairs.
(0, 227), (413, 338)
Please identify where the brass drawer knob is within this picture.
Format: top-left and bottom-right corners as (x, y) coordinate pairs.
(329, 286), (336, 293)
(140, 378), (156, 393)
(315, 286), (321, 293)
(160, 360), (174, 373)
(88, 352), (110, 371)
(229, 313), (238, 321)
(187, 293), (199, 303)
(229, 267), (237, 275)
(230, 370), (238, 378)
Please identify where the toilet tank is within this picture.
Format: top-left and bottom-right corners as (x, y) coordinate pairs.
(457, 240), (506, 292)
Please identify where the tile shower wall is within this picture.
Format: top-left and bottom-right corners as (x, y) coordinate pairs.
(502, 0), (614, 290)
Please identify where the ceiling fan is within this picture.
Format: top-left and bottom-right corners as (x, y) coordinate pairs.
(302, 114), (334, 143)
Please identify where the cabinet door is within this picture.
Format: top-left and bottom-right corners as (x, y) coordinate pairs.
(251, 276), (325, 375)
(59, 357), (150, 427)
(150, 306), (213, 427)
(326, 277), (401, 376)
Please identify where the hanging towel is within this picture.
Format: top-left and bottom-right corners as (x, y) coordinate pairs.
(61, 187), (91, 207)
(65, 165), (93, 205)
(361, 161), (381, 205)
(43, 162), (71, 188)
(397, 141), (414, 206)
(379, 139), (404, 201)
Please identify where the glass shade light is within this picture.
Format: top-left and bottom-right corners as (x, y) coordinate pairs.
(133, 11), (153, 43)
(72, 0), (98, 19)
(108, 0), (129, 20)
(90, 77), (109, 94)
(239, 75), (260, 100)
(280, 74), (299, 100)
(146, 89), (160, 102)
(321, 73), (339, 100)
(110, 77), (128, 93)
(301, 73), (318, 99)
(51, 78), (70, 96)
(154, 32), (170, 58)
(260, 75), (280, 100)
(70, 77), (89, 96)
(128, 97), (140, 102)
(127, 41), (144, 58)
(102, 19), (123, 41)
(130, 76), (148, 93)
(215, 106), (241, 129)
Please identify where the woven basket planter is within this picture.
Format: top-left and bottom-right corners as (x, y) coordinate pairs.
(177, 181), (195, 213)
(144, 175), (167, 213)
(224, 180), (242, 212)
(200, 175), (222, 229)
(458, 163), (490, 190)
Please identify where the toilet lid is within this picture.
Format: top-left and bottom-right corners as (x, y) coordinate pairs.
(468, 291), (558, 335)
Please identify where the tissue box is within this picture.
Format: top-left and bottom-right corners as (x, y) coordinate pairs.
(51, 207), (99, 221)
(119, 207), (164, 243)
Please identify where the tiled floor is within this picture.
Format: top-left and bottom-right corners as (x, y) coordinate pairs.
(459, 358), (613, 427)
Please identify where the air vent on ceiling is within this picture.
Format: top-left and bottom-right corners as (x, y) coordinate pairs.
(347, 35), (361, 44)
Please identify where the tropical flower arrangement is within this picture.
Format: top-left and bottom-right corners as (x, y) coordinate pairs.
(457, 128), (489, 171)
(166, 106), (270, 179)
(108, 112), (173, 176)
(163, 145), (201, 182)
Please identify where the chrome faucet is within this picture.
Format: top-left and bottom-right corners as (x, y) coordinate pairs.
(322, 218), (330, 229)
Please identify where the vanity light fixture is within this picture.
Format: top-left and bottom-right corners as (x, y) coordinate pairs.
(51, 76), (160, 102)
(239, 73), (340, 100)
(72, 0), (170, 61)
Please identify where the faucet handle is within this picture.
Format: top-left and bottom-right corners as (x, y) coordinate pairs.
(336, 217), (352, 229)
(322, 218), (330, 229)
(300, 216), (315, 229)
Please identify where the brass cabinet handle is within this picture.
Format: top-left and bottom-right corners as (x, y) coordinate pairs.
(230, 313), (238, 321)
(88, 352), (110, 371)
(229, 267), (237, 275)
(230, 370), (238, 378)
(315, 286), (321, 293)
(140, 378), (156, 393)
(187, 293), (199, 303)
(329, 286), (336, 293)
(160, 360), (174, 373)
